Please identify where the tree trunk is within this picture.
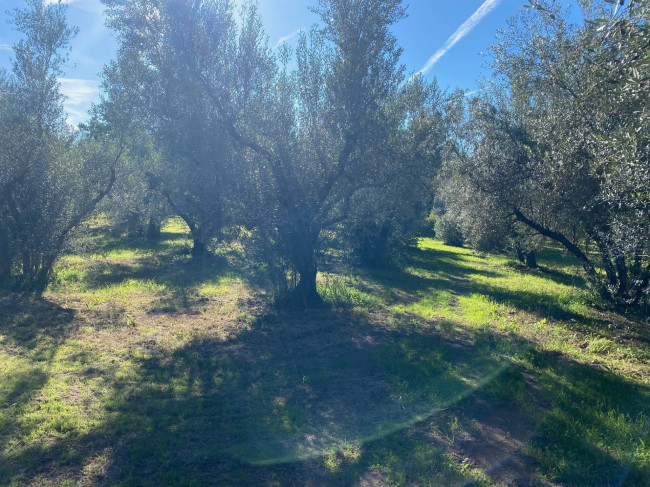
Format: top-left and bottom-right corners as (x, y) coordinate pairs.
(22, 250), (32, 282)
(512, 207), (613, 302)
(175, 212), (209, 257)
(287, 218), (322, 307)
(525, 251), (537, 269)
(295, 261), (321, 307)
(191, 238), (208, 257)
(0, 236), (10, 286)
(514, 241), (526, 264)
(147, 218), (161, 243)
(32, 266), (51, 296)
(165, 194), (210, 257)
(614, 256), (629, 297)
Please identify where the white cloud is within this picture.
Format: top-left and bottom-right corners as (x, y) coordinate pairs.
(58, 78), (99, 104)
(416, 0), (504, 77)
(57, 77), (100, 126)
(275, 27), (305, 48)
(0, 43), (12, 51)
(464, 88), (484, 98)
(43, 0), (78, 5)
(43, 0), (104, 15)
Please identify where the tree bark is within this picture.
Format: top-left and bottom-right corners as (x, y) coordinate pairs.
(614, 255), (629, 297)
(514, 241), (526, 264)
(295, 261), (321, 307)
(285, 217), (323, 307)
(0, 234), (10, 285)
(525, 251), (537, 269)
(165, 194), (210, 257)
(147, 218), (161, 243)
(191, 238), (208, 257)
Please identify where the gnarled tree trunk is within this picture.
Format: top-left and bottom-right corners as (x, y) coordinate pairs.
(286, 216), (323, 307)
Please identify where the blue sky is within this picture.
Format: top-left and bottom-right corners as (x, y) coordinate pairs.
(0, 0), (576, 125)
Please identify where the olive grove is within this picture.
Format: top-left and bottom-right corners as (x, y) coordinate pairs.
(437, 0), (650, 306)
(101, 0), (447, 305)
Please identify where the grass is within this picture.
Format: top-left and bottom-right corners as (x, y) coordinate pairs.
(0, 221), (649, 486)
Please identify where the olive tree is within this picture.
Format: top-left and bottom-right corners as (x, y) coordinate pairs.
(0, 0), (122, 292)
(436, 93), (544, 264)
(102, 0), (262, 255)
(459, 0), (650, 306)
(104, 0), (443, 306)
(345, 75), (449, 266)
(239, 0), (438, 304)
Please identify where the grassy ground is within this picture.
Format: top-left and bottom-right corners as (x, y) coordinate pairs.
(1, 218), (649, 486)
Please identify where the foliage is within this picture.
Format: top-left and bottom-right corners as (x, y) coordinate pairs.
(440, 0), (650, 307)
(344, 75), (448, 266)
(0, 0), (121, 293)
(98, 131), (168, 240)
(101, 0), (260, 255)
(102, 0), (445, 305)
(243, 2), (447, 304)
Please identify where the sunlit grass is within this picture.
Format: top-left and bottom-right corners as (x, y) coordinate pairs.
(160, 217), (191, 235)
(1, 230), (649, 485)
(318, 275), (381, 310)
(198, 275), (240, 297)
(90, 278), (166, 299)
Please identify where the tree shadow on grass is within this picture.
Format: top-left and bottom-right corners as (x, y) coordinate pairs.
(530, 264), (588, 289)
(523, 349), (650, 486)
(78, 252), (234, 289)
(1, 303), (649, 485)
(360, 243), (620, 333)
(59, 248), (263, 317)
(0, 293), (75, 360)
(498, 245), (589, 289)
(355, 247), (502, 305)
(0, 294), (77, 484)
(60, 223), (261, 315)
(0, 307), (515, 486)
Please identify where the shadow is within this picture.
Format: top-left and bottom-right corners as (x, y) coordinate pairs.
(358, 242), (617, 332)
(536, 265), (587, 289)
(465, 281), (593, 322)
(0, 293), (75, 358)
(3, 234), (649, 485)
(1, 307), (516, 485)
(502, 259), (588, 289)
(0, 294), (77, 483)
(77, 250), (233, 290)
(523, 349), (650, 486)
(502, 246), (590, 289)
(63, 221), (249, 292)
(58, 234), (259, 316)
(355, 246), (502, 306)
(1, 302), (648, 485)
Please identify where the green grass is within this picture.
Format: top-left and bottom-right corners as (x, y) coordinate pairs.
(318, 275), (381, 310)
(1, 226), (649, 486)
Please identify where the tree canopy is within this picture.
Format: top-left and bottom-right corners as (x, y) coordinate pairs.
(437, 0), (650, 306)
(1, 0), (648, 309)
(0, 0), (121, 292)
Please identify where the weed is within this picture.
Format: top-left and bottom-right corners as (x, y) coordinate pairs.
(318, 276), (380, 309)
(587, 336), (616, 355)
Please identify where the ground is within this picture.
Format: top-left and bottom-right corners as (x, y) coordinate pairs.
(1, 218), (649, 486)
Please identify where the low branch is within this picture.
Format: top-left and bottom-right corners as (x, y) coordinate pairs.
(511, 206), (613, 301)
